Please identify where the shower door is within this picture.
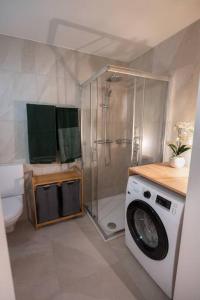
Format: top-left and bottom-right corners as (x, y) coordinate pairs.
(81, 79), (99, 220)
(81, 71), (168, 239)
(96, 79), (134, 194)
(95, 77), (135, 236)
(81, 75), (136, 237)
(81, 77), (134, 233)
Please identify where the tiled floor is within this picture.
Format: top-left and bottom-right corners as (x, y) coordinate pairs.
(7, 215), (169, 300)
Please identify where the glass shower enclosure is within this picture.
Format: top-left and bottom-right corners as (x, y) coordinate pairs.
(81, 65), (169, 240)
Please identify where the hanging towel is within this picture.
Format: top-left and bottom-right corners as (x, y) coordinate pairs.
(27, 104), (57, 163)
(56, 107), (81, 163)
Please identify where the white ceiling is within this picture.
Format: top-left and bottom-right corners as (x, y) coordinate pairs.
(0, 0), (199, 62)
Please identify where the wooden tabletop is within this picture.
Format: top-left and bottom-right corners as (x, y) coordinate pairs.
(32, 168), (82, 187)
(128, 163), (189, 197)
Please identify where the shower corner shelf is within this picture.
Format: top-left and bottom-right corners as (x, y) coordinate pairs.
(28, 167), (83, 229)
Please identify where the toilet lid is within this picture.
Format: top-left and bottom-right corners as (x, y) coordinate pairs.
(1, 195), (23, 224)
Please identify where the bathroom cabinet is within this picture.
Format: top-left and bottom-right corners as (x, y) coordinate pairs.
(29, 167), (83, 229)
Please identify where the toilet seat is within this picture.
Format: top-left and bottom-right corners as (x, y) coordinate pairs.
(1, 195), (23, 226)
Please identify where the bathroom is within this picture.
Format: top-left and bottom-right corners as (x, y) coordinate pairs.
(0, 2), (200, 300)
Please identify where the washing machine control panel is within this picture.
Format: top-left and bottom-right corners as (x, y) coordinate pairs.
(156, 195), (171, 210)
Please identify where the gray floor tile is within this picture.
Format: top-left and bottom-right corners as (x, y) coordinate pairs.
(7, 215), (169, 300)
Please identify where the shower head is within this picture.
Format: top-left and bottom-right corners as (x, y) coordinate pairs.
(106, 74), (122, 83)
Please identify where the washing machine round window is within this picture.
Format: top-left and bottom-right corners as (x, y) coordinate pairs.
(134, 208), (159, 248)
(127, 200), (168, 260)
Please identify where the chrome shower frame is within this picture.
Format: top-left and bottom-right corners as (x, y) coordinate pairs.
(80, 64), (170, 240)
(81, 64), (169, 87)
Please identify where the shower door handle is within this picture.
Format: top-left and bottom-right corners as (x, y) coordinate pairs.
(115, 138), (132, 144)
(94, 139), (113, 144)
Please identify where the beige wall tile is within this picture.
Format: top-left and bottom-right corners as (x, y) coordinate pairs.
(35, 43), (57, 76)
(0, 35), (23, 72)
(21, 40), (36, 73)
(0, 121), (15, 163)
(12, 73), (37, 101)
(36, 73), (58, 103)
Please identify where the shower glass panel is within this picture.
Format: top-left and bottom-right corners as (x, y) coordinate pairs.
(81, 80), (99, 220)
(141, 79), (168, 164)
(81, 65), (169, 240)
(95, 74), (135, 236)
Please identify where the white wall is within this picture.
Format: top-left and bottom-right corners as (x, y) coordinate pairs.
(0, 196), (15, 300)
(0, 34), (124, 165)
(173, 77), (200, 300)
(130, 19), (200, 164)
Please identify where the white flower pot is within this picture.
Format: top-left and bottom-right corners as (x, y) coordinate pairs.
(169, 156), (185, 168)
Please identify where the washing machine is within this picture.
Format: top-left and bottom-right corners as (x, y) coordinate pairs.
(125, 175), (185, 298)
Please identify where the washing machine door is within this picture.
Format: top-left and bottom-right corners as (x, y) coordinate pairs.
(127, 200), (168, 260)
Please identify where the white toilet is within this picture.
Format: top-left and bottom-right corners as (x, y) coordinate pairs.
(0, 164), (24, 233)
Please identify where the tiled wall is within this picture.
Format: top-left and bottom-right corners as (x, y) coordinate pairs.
(130, 19), (200, 164)
(0, 34), (124, 165)
(1, 18), (199, 169)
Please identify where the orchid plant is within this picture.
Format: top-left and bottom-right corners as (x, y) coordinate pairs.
(168, 122), (193, 157)
(168, 143), (191, 157)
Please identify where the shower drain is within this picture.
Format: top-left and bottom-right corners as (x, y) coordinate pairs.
(107, 222), (117, 230)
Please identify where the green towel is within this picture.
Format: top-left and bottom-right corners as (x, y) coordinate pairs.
(56, 107), (81, 163)
(27, 104), (57, 163)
